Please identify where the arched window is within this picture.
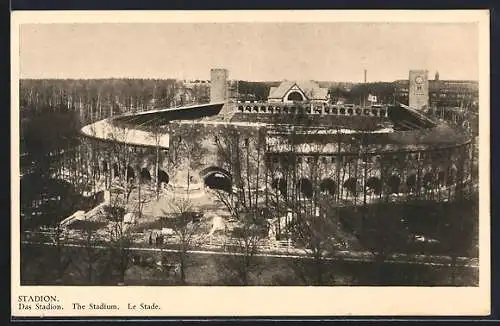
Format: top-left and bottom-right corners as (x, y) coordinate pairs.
(287, 91), (304, 102)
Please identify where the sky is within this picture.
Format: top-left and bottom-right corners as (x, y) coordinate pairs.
(19, 22), (479, 82)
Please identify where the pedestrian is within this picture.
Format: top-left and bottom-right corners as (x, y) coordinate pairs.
(148, 231), (153, 245)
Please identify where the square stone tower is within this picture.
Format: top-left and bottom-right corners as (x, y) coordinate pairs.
(210, 68), (229, 103)
(409, 69), (429, 110)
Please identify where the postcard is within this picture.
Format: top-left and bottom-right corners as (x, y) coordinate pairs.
(11, 9), (490, 317)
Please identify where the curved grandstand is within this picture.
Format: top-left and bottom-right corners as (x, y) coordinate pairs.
(80, 96), (474, 204)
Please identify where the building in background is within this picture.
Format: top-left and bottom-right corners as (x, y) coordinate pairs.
(267, 80), (329, 103)
(394, 70), (478, 109)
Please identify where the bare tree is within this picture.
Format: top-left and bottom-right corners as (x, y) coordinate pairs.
(48, 223), (73, 284)
(160, 198), (200, 285)
(105, 206), (134, 284)
(167, 121), (206, 195)
(106, 124), (136, 205)
(67, 220), (105, 284)
(100, 184), (135, 285)
(266, 108), (348, 285)
(438, 193), (477, 285)
(224, 211), (266, 285)
(210, 124), (268, 285)
(149, 124), (169, 200)
(360, 202), (409, 284)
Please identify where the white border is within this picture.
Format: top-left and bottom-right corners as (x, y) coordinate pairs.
(11, 10), (490, 317)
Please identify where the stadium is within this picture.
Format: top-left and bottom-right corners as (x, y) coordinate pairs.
(79, 69), (475, 210)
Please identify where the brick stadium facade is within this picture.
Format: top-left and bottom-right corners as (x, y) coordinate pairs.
(79, 69), (476, 209)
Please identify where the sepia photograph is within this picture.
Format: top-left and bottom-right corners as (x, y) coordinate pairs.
(11, 10), (490, 317)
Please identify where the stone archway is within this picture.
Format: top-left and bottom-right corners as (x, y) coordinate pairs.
(319, 178), (336, 195)
(201, 167), (233, 193)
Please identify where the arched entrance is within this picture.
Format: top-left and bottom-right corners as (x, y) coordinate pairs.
(157, 169), (169, 185)
(319, 178), (336, 195)
(126, 165), (135, 182)
(343, 177), (359, 196)
(423, 172), (435, 190)
(366, 177), (382, 195)
(406, 173), (417, 191)
(272, 178), (288, 196)
(287, 91), (304, 102)
(201, 167), (233, 193)
(140, 168), (151, 183)
(387, 175), (401, 194)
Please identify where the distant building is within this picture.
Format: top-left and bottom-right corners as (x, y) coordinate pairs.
(394, 72), (478, 109)
(267, 80), (329, 103)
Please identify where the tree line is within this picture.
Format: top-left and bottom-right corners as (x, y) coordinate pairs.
(19, 81), (478, 286)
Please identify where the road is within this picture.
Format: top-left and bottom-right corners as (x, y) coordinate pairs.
(21, 238), (479, 269)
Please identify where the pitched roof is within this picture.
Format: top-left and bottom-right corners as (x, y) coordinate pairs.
(268, 80), (329, 100)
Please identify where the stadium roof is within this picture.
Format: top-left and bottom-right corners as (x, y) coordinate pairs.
(112, 102), (225, 126)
